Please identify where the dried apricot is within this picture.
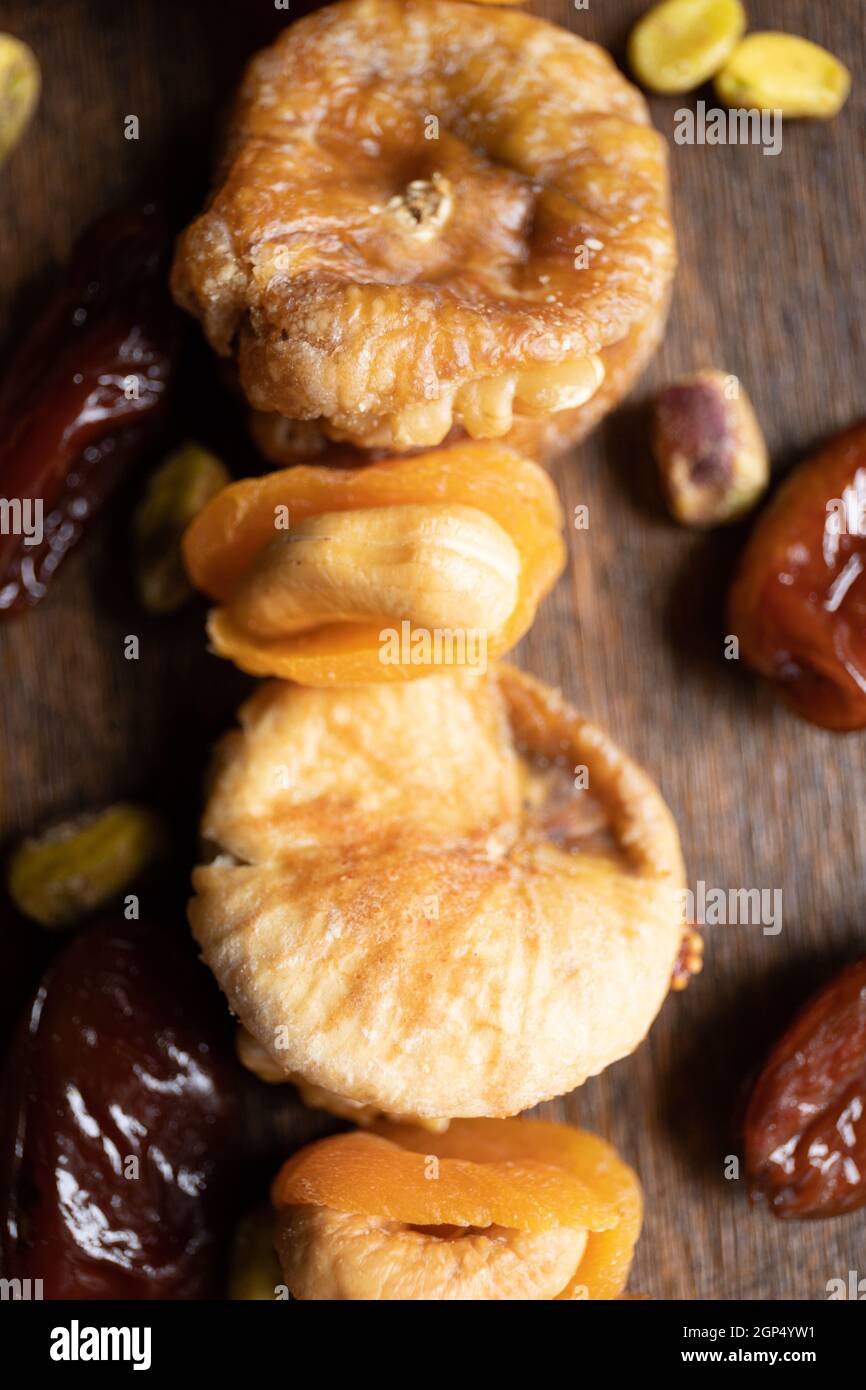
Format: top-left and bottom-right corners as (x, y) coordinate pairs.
(172, 0), (675, 457)
(715, 33), (851, 118)
(271, 1118), (642, 1300)
(189, 664), (685, 1122)
(628, 0), (747, 96)
(182, 442), (564, 684)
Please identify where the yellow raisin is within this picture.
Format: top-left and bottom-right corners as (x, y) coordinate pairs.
(228, 1207), (283, 1300)
(6, 804), (167, 929)
(133, 443), (230, 614)
(715, 33), (851, 117)
(0, 33), (39, 165)
(628, 0), (747, 95)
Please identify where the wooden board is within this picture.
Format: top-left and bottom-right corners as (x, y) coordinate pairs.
(1, 0), (864, 1301)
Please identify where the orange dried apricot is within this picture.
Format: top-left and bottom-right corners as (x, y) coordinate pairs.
(271, 1118), (642, 1300)
(182, 442), (564, 684)
(172, 0), (675, 458)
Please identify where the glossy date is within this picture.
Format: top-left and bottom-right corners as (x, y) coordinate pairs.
(0, 916), (243, 1297)
(744, 957), (866, 1219)
(0, 201), (181, 615)
(728, 421), (866, 731)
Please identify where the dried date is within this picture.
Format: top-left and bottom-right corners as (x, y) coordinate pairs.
(728, 422), (866, 731)
(0, 916), (243, 1297)
(744, 957), (866, 1220)
(0, 201), (182, 616)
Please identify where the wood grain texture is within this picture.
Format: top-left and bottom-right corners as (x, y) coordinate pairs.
(1, 0), (864, 1301)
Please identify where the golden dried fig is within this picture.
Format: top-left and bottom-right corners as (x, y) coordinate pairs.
(172, 0), (675, 458)
(189, 665), (685, 1122)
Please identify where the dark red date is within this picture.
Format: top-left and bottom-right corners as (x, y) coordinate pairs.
(744, 957), (866, 1220)
(0, 916), (243, 1297)
(728, 422), (866, 731)
(0, 201), (182, 615)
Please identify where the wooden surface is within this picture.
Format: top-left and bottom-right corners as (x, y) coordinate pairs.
(1, 0), (865, 1301)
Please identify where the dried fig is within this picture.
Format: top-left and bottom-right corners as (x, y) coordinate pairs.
(172, 0), (675, 457)
(189, 664), (685, 1122)
(744, 958), (866, 1220)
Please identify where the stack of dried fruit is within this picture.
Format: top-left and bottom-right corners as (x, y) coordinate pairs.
(0, 0), (687, 1303)
(163, 0), (692, 1300)
(17, 0), (862, 1304)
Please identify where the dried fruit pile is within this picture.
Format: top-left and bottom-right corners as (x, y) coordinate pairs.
(0, 0), (687, 1305)
(166, 0), (686, 1300)
(11, 0), (862, 1306)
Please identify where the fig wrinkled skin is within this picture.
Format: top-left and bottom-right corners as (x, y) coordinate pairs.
(0, 917), (243, 1297)
(728, 422), (866, 731)
(744, 958), (866, 1220)
(172, 0), (675, 457)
